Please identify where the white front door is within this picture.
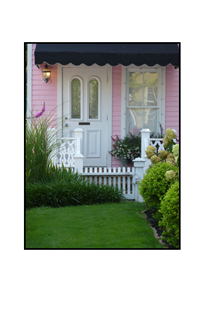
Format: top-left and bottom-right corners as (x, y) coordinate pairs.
(62, 65), (111, 167)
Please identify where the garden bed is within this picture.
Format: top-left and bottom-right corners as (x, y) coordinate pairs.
(142, 208), (173, 248)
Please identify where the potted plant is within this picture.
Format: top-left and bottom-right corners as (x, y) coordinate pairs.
(109, 132), (141, 167)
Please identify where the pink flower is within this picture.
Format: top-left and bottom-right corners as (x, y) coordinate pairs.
(35, 111), (43, 118)
(35, 103), (45, 118)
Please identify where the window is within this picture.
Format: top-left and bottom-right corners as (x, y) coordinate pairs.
(127, 69), (160, 135)
(71, 77), (82, 119)
(88, 77), (100, 120)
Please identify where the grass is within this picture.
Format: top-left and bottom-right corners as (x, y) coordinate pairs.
(25, 202), (164, 249)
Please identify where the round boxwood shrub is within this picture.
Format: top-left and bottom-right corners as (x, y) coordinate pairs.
(158, 181), (179, 248)
(138, 162), (177, 214)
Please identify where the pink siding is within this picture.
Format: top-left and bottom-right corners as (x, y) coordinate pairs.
(165, 65), (179, 142)
(31, 44), (58, 124)
(111, 65), (122, 167)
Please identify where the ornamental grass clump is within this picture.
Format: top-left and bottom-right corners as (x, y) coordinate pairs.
(109, 132), (141, 166)
(26, 105), (60, 183)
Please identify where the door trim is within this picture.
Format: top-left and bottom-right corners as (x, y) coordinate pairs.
(57, 63), (112, 167)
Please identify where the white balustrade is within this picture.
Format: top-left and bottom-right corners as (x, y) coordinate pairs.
(49, 128), (84, 172)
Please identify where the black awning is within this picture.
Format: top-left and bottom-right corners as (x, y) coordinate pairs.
(35, 43), (179, 67)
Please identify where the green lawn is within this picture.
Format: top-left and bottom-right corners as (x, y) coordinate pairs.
(25, 202), (164, 249)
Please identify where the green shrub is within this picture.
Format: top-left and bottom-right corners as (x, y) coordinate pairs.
(26, 179), (124, 209)
(138, 162), (177, 218)
(42, 162), (84, 184)
(158, 181), (179, 248)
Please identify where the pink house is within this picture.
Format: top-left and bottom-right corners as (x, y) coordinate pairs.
(27, 43), (179, 168)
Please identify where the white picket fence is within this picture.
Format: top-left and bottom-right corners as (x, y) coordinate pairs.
(81, 167), (138, 200)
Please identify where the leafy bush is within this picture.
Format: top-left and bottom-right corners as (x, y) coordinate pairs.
(26, 179), (124, 209)
(158, 181), (179, 248)
(138, 162), (177, 218)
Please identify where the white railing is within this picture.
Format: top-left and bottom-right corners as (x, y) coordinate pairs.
(49, 128), (84, 172)
(149, 134), (176, 152)
(82, 167), (137, 200)
(55, 138), (77, 168)
(149, 138), (165, 151)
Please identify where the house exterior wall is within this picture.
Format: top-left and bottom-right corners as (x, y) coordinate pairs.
(110, 64), (180, 167)
(30, 44), (179, 167)
(165, 65), (179, 142)
(111, 65), (122, 167)
(31, 44), (58, 120)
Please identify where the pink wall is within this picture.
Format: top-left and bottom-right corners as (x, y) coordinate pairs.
(111, 65), (122, 167)
(165, 65), (179, 142)
(31, 44), (58, 122)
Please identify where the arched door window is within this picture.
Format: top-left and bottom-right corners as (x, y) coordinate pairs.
(88, 77), (100, 120)
(71, 77), (82, 119)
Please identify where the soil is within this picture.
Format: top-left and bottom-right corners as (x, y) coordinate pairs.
(141, 208), (172, 248)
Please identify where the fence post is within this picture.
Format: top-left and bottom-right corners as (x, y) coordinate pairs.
(132, 128), (152, 202)
(140, 128), (151, 158)
(140, 128), (151, 172)
(73, 128), (84, 173)
(74, 128), (83, 154)
(74, 154), (84, 173)
(133, 158), (145, 202)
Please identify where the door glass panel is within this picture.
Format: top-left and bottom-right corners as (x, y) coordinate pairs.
(71, 78), (81, 118)
(89, 79), (98, 119)
(144, 72), (158, 106)
(129, 72), (143, 106)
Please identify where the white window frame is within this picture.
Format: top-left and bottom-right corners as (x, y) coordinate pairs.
(87, 76), (101, 121)
(121, 65), (165, 138)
